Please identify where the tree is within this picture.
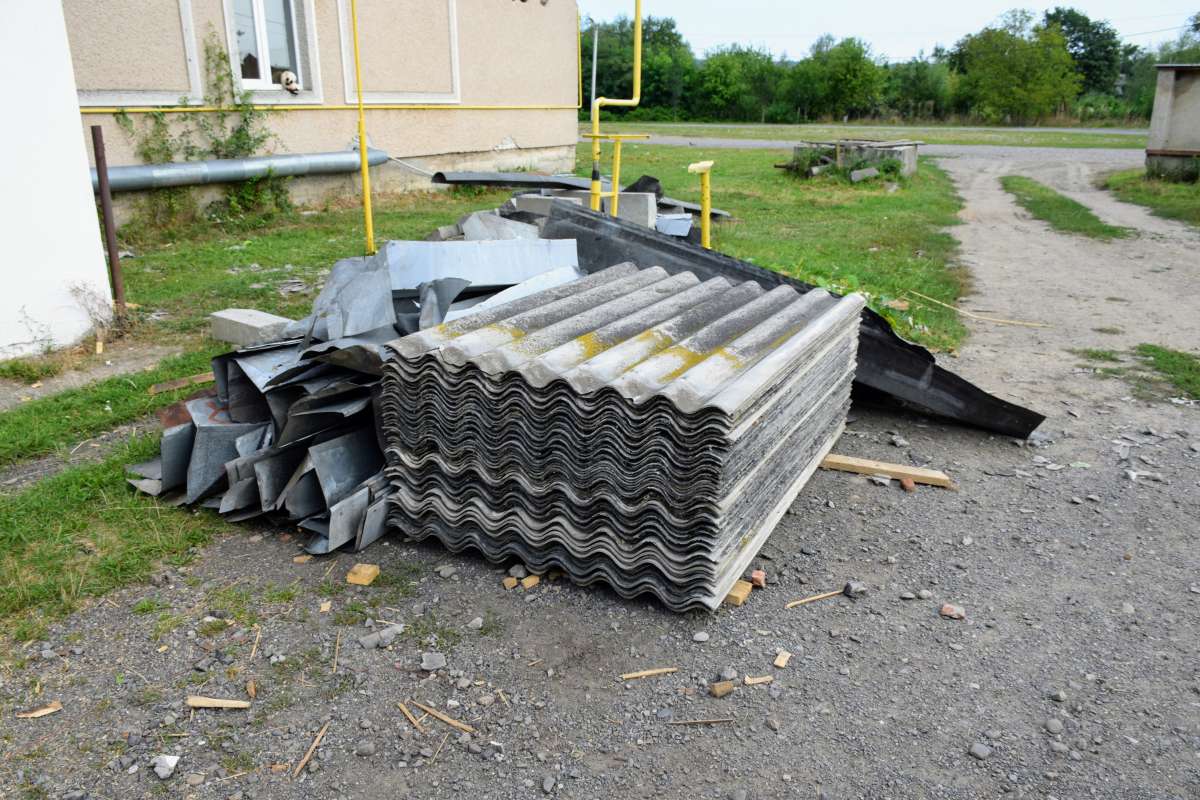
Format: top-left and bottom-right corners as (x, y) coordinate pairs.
(884, 56), (952, 118)
(690, 45), (782, 121)
(580, 16), (697, 115)
(953, 11), (1081, 123)
(1044, 7), (1121, 95)
(820, 38), (883, 118)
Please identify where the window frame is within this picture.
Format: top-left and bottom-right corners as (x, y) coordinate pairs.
(231, 0), (302, 91)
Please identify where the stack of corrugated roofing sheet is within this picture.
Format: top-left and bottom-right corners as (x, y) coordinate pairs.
(380, 264), (864, 611)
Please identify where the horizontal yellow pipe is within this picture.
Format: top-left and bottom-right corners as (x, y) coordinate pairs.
(80, 103), (579, 115)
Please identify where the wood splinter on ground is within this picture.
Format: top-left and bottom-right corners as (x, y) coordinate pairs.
(666, 717), (735, 726)
(773, 651), (792, 669)
(346, 563), (380, 586)
(620, 667), (679, 681)
(744, 675), (774, 686)
(502, 576), (519, 590)
(819, 454), (954, 488)
(16, 700), (62, 719)
(785, 588), (844, 609)
(410, 700), (476, 734)
(397, 701), (426, 734)
(186, 696), (251, 709)
(293, 720), (330, 778)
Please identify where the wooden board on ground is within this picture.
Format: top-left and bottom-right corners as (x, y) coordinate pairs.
(148, 371), (215, 396)
(819, 454), (953, 488)
(186, 695), (251, 709)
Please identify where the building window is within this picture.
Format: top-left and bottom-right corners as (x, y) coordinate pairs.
(232, 0), (300, 89)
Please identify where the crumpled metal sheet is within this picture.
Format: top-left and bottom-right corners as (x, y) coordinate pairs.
(184, 397), (269, 503)
(539, 201), (1044, 438)
(383, 239), (582, 296)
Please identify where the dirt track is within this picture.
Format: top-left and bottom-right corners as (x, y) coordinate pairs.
(2, 147), (1198, 800)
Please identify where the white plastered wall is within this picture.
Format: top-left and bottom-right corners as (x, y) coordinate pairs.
(0, 3), (111, 358)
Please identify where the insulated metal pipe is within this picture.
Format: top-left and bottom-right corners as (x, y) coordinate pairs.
(89, 148), (390, 193)
(589, 0), (642, 211)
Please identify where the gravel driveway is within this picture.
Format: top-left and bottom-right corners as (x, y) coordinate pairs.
(3, 146), (1198, 800)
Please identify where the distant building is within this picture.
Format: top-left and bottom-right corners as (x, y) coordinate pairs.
(1146, 64), (1200, 181)
(65, 0), (581, 213)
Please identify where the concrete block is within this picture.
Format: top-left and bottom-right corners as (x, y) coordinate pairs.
(552, 191), (658, 229)
(850, 167), (880, 183)
(210, 308), (293, 347)
(461, 211), (540, 241)
(513, 194), (582, 216)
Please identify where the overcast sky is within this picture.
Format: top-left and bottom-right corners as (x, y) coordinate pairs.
(575, 1), (1194, 61)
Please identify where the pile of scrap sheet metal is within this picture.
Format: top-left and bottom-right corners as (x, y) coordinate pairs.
(127, 236), (584, 554)
(379, 264), (865, 611)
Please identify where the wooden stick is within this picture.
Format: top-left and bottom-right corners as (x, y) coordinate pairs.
(293, 721), (330, 778)
(410, 701), (475, 734)
(497, 689), (509, 707)
(249, 626), (261, 661)
(16, 701), (62, 719)
(331, 631), (341, 675)
(397, 701), (425, 734)
(785, 589), (843, 609)
(819, 454), (953, 488)
(186, 696), (251, 709)
(620, 667), (678, 681)
(666, 717), (735, 726)
(744, 675), (774, 686)
(906, 291), (1050, 328)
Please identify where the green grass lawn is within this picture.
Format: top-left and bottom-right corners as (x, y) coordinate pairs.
(0, 436), (228, 641)
(1105, 169), (1200, 227)
(587, 121), (1148, 150)
(1000, 175), (1133, 240)
(580, 142), (968, 351)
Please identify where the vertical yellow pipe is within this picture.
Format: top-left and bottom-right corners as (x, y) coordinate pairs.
(590, 0), (642, 211)
(699, 171), (711, 249)
(610, 139), (622, 217)
(349, 0), (375, 254)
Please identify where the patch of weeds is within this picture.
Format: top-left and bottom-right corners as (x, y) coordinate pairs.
(999, 175), (1133, 240)
(135, 686), (164, 707)
(404, 612), (461, 649)
(1093, 326), (1123, 334)
(133, 597), (168, 615)
(11, 617), (48, 644)
(478, 610), (503, 636)
(262, 580), (300, 604)
(206, 584), (257, 626)
(332, 601), (367, 626)
(316, 579), (346, 598)
(1134, 344), (1200, 399)
(321, 673), (356, 701)
(221, 750), (257, 774)
(197, 618), (230, 637)
(0, 355), (63, 385)
(152, 613), (185, 641)
(373, 561), (422, 602)
(1071, 348), (1121, 362)
(263, 688), (296, 714)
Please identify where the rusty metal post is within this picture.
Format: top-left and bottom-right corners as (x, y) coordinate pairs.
(90, 125), (125, 314)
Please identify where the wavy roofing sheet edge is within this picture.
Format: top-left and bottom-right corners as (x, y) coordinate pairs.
(383, 264), (864, 416)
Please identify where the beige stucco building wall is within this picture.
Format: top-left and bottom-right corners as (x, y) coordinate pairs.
(65, 0), (580, 208)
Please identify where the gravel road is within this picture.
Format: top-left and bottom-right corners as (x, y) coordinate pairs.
(2, 148), (1198, 800)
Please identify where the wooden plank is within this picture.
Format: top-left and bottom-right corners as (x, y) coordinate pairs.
(619, 667), (678, 681)
(819, 454), (953, 488)
(148, 371), (215, 396)
(724, 580), (753, 607)
(773, 651), (792, 669)
(186, 696), (251, 709)
(520, 575), (540, 590)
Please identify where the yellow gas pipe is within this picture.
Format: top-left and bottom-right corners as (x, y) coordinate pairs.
(589, 0), (642, 212)
(348, 0), (374, 254)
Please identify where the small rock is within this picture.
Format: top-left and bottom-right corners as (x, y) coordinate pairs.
(508, 564), (528, 579)
(940, 603), (966, 620)
(750, 569), (767, 588)
(421, 652), (447, 671)
(968, 742), (992, 760)
(1086, 494), (1100, 502)
(844, 581), (868, 597)
(162, 713), (177, 727)
(900, 477), (917, 493)
(732, 791), (749, 800)
(355, 740), (376, 757)
(467, 617), (484, 630)
(1120, 602), (1135, 615)
(1045, 718), (1064, 734)
(1070, 496), (1083, 505)
(765, 717), (780, 732)
(436, 565), (457, 579)
(890, 434), (909, 447)
(719, 667), (738, 681)
(693, 631), (710, 643)
(917, 589), (933, 600)
(542, 775), (556, 794)
(151, 754), (179, 779)
(899, 591), (916, 600)
(477, 693), (495, 707)
(185, 773), (204, 787)
(1050, 741), (1070, 754)
(868, 475), (892, 487)
(1050, 689), (1067, 702)
(655, 707), (673, 721)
